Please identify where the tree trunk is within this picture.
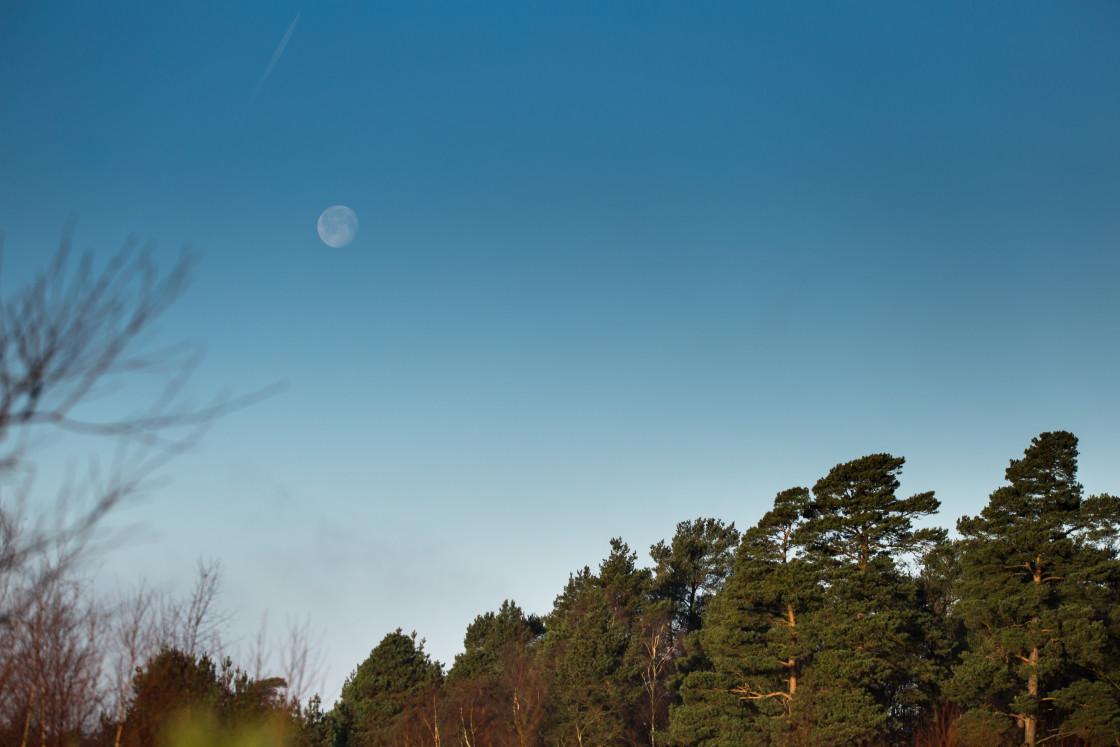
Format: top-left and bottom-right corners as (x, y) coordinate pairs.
(786, 604), (798, 698)
(1024, 644), (1039, 747)
(20, 680), (35, 747)
(1023, 556), (1042, 747)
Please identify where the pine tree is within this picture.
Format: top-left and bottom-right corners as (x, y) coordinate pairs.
(541, 538), (666, 745)
(445, 601), (547, 746)
(950, 431), (1120, 746)
(542, 578), (634, 745)
(331, 629), (442, 746)
(668, 488), (818, 747)
(798, 453), (944, 743)
(448, 600), (544, 685)
(651, 519), (740, 635)
(669, 455), (943, 745)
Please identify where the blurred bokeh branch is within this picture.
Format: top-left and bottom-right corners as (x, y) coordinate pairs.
(0, 219), (280, 621)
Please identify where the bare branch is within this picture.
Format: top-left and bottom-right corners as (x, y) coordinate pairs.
(0, 223), (279, 626)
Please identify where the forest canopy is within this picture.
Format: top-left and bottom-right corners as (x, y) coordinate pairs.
(3, 421), (1117, 745)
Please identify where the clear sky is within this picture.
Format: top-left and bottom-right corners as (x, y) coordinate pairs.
(1, 0), (1118, 700)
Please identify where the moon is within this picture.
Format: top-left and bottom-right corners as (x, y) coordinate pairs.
(317, 205), (358, 247)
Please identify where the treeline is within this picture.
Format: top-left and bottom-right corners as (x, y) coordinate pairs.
(4, 431), (1116, 746)
(312, 431), (1120, 747)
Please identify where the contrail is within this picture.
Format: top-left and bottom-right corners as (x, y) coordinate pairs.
(246, 14), (300, 113)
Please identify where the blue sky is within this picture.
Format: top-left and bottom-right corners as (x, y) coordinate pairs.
(1, 0), (1118, 698)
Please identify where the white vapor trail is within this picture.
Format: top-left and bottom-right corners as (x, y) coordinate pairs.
(246, 14), (300, 113)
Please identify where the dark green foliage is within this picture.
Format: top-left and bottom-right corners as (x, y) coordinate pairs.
(800, 568), (915, 744)
(538, 537), (682, 745)
(916, 539), (964, 622)
(950, 431), (1120, 746)
(120, 648), (225, 745)
(800, 455), (945, 743)
(651, 518), (740, 634)
(443, 599), (549, 746)
(551, 566), (597, 620)
(448, 600), (544, 684)
(668, 665), (759, 747)
(331, 629), (442, 746)
(670, 455), (943, 746)
(600, 537), (655, 615)
(911, 540), (969, 735)
(114, 647), (293, 746)
(668, 488), (817, 746)
(597, 539), (678, 745)
(543, 587), (634, 744)
(296, 695), (334, 747)
(800, 453), (944, 572)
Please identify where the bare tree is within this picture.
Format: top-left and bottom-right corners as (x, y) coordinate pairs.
(160, 559), (229, 659)
(239, 609), (326, 710)
(0, 223), (275, 742)
(276, 614), (325, 709)
(105, 582), (160, 747)
(0, 221), (278, 620)
(637, 609), (675, 747)
(0, 569), (105, 746)
(248, 610), (273, 683)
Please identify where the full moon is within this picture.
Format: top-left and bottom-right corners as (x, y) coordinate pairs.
(317, 205), (358, 247)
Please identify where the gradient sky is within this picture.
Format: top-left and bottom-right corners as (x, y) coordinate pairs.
(1, 0), (1118, 699)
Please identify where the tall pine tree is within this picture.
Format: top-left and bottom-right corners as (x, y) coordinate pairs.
(951, 431), (1120, 746)
(668, 488), (819, 747)
(670, 455), (943, 745)
(798, 454), (944, 743)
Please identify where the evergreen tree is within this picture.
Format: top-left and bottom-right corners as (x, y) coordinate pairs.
(950, 431), (1120, 746)
(910, 539), (968, 741)
(800, 453), (942, 573)
(541, 539), (661, 745)
(799, 454), (943, 743)
(113, 647), (296, 746)
(668, 488), (818, 747)
(597, 538), (677, 745)
(330, 629), (442, 746)
(542, 583), (633, 745)
(445, 600), (547, 747)
(669, 455), (943, 745)
(119, 648), (225, 746)
(651, 518), (740, 635)
(600, 538), (654, 618)
(448, 600), (544, 684)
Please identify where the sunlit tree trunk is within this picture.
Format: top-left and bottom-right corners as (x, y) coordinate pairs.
(1022, 557), (1043, 747)
(787, 604), (798, 699)
(19, 678), (36, 747)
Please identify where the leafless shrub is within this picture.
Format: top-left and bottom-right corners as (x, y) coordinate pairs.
(240, 608), (327, 709)
(0, 567), (105, 745)
(104, 581), (161, 747)
(159, 558), (231, 659)
(277, 614), (326, 708)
